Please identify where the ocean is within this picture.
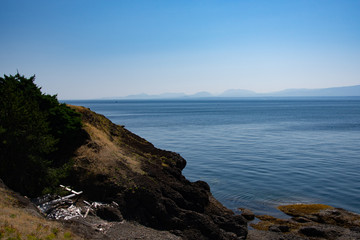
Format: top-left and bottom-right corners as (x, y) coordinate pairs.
(65, 98), (360, 217)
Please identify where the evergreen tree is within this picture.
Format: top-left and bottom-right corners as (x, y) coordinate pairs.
(0, 73), (85, 196)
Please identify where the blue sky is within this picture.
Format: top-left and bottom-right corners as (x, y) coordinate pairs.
(1, 0), (360, 99)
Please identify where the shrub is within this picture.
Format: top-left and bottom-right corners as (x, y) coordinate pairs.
(0, 73), (86, 196)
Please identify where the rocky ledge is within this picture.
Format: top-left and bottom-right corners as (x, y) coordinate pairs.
(66, 105), (248, 240)
(248, 204), (360, 240)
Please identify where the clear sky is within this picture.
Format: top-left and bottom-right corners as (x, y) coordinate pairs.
(1, 0), (360, 99)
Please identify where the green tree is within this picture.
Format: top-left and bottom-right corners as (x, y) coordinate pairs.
(0, 73), (85, 196)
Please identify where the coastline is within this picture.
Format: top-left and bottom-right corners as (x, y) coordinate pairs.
(1, 105), (359, 240)
(64, 98), (360, 217)
(67, 104), (360, 240)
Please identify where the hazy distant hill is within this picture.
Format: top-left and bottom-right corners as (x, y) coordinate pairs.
(186, 91), (213, 98)
(218, 89), (258, 97)
(119, 85), (360, 99)
(268, 85), (360, 97)
(124, 92), (187, 99)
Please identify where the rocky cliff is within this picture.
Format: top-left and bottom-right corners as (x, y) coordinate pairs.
(67, 105), (248, 240)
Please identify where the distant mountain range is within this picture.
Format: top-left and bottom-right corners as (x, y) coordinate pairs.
(116, 85), (360, 99)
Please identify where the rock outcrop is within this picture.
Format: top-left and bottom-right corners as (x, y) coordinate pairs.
(68, 105), (248, 240)
(248, 204), (360, 240)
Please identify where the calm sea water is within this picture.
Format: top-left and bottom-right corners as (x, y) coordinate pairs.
(65, 98), (360, 216)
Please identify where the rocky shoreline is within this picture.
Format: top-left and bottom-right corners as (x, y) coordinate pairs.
(2, 177), (360, 240)
(64, 105), (248, 239)
(247, 204), (360, 240)
(1, 105), (360, 240)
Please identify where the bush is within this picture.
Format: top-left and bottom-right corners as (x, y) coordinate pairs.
(0, 73), (85, 196)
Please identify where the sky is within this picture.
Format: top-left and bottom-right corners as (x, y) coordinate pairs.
(1, 0), (360, 99)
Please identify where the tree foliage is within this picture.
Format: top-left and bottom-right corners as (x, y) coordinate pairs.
(0, 73), (86, 196)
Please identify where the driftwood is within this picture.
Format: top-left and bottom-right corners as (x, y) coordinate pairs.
(59, 184), (82, 195)
(33, 185), (118, 221)
(33, 185), (83, 220)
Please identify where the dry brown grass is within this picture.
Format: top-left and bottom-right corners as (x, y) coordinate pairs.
(0, 185), (83, 240)
(75, 122), (145, 176)
(69, 105), (150, 185)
